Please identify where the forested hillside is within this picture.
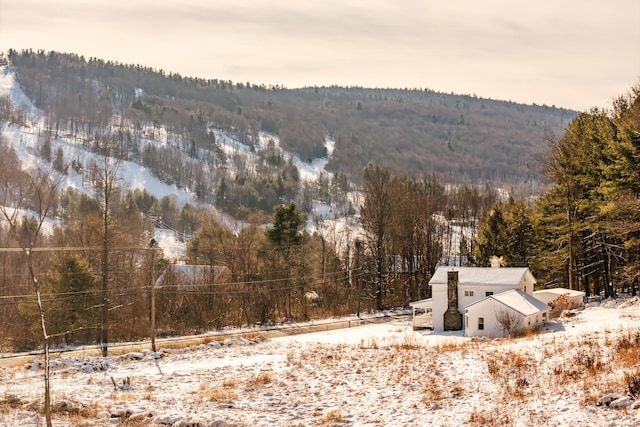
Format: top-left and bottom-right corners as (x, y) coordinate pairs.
(4, 49), (574, 194)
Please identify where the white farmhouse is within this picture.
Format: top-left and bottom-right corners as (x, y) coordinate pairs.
(428, 266), (548, 337)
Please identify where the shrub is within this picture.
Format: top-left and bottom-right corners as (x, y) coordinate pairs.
(625, 371), (640, 399)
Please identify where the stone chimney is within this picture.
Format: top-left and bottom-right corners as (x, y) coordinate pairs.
(490, 255), (505, 268)
(444, 270), (462, 331)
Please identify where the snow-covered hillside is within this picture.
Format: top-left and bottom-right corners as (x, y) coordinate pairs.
(0, 66), (204, 206)
(0, 65), (346, 260)
(1, 64), (471, 265)
(1, 296), (639, 426)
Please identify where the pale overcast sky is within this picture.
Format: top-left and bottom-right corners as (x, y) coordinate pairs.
(1, 0), (638, 111)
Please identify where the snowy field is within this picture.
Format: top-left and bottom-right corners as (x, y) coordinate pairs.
(1, 297), (640, 426)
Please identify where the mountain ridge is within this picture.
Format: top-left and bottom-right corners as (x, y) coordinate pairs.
(1, 49), (576, 208)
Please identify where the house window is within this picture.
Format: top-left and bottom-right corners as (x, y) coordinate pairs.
(478, 317), (484, 330)
(464, 290), (474, 297)
(543, 313), (547, 321)
(485, 291), (494, 297)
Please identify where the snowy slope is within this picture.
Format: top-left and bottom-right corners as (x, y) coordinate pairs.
(1, 65), (347, 258)
(214, 130), (335, 184)
(1, 297), (640, 426)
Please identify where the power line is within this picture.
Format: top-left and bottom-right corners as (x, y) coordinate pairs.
(0, 269), (364, 304)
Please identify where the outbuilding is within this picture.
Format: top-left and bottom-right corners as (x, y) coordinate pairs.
(533, 288), (585, 310)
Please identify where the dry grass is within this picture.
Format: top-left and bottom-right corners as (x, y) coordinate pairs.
(613, 329), (640, 368)
(315, 409), (344, 426)
(199, 382), (237, 404)
(434, 340), (466, 353)
(109, 392), (136, 401)
(360, 337), (378, 349)
(222, 377), (237, 388)
(468, 406), (513, 426)
(199, 388), (237, 403)
(0, 393), (25, 412)
(624, 370), (640, 399)
(245, 371), (273, 389)
(390, 334), (423, 350)
(421, 371), (466, 403)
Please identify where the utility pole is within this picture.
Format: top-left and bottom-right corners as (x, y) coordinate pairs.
(150, 238), (157, 352)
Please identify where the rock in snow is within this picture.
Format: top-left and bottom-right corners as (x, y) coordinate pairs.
(609, 396), (634, 409)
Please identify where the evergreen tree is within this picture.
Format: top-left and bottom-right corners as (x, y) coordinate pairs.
(43, 254), (100, 346)
(535, 108), (619, 293)
(505, 199), (536, 267)
(260, 203), (309, 320)
(40, 133), (51, 162)
(53, 146), (65, 173)
(474, 204), (509, 266)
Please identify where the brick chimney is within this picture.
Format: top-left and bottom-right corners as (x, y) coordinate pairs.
(444, 270), (463, 331)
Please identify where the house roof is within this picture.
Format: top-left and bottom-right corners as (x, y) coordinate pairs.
(409, 298), (432, 310)
(429, 266), (533, 287)
(155, 264), (230, 289)
(474, 289), (550, 316)
(534, 288), (585, 297)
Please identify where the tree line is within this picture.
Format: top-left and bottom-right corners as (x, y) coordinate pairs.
(474, 84), (640, 297)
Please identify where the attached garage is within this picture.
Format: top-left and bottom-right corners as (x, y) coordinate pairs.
(464, 289), (550, 338)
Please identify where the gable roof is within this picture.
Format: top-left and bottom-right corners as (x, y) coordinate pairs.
(155, 264), (230, 289)
(429, 266), (533, 287)
(471, 289), (550, 316)
(409, 298), (432, 310)
(533, 288), (585, 297)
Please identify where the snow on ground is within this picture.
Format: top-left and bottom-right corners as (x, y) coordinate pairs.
(1, 65), (199, 256)
(214, 130), (335, 185)
(0, 66), (41, 125)
(154, 227), (187, 262)
(2, 297), (640, 426)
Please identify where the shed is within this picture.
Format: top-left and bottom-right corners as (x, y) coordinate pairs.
(534, 288), (585, 309)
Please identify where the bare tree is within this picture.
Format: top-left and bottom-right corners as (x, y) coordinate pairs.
(0, 162), (65, 427)
(360, 162), (396, 311)
(93, 138), (121, 357)
(496, 308), (522, 338)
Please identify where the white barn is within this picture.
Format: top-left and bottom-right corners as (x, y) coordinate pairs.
(464, 289), (550, 338)
(429, 266), (538, 333)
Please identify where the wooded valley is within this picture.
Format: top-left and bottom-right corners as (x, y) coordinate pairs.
(0, 49), (638, 355)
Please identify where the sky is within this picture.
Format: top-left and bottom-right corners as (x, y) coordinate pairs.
(0, 0), (638, 111)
